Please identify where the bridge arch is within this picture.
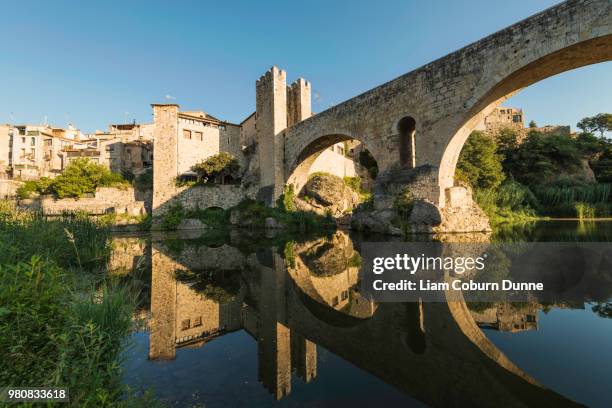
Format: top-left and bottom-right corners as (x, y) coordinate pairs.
(285, 132), (381, 192)
(439, 36), (612, 190)
(397, 116), (417, 169)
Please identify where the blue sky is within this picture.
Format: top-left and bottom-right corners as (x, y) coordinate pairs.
(0, 0), (609, 133)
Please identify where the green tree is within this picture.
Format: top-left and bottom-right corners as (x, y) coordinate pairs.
(577, 113), (612, 138)
(503, 132), (582, 186)
(456, 131), (505, 189)
(591, 144), (612, 183)
(52, 158), (127, 198)
(191, 152), (240, 184)
(528, 120), (537, 128)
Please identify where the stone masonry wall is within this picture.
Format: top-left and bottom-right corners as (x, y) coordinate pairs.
(172, 185), (247, 211)
(41, 186), (145, 216)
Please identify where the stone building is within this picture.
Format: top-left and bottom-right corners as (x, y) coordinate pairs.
(475, 106), (572, 141)
(0, 123), (78, 179)
(0, 120), (157, 181)
(471, 302), (539, 332)
(474, 106), (525, 136)
(175, 110), (242, 175)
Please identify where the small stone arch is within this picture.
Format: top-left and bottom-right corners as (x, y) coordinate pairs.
(397, 116), (416, 168)
(286, 133), (379, 193)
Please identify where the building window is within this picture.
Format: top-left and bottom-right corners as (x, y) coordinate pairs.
(44, 139), (52, 146)
(31, 137), (36, 146)
(30, 148), (36, 159)
(194, 131), (203, 141)
(193, 316), (202, 327)
(183, 129), (192, 139)
(21, 137), (26, 144)
(513, 115), (522, 123)
(181, 319), (191, 330)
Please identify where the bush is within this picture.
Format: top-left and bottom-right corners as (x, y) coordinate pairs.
(191, 152), (240, 184)
(161, 203), (185, 230)
(456, 131), (505, 189)
(343, 176), (361, 193)
(503, 132), (583, 186)
(277, 184), (295, 212)
(187, 206), (229, 227)
(16, 177), (53, 199)
(52, 158), (129, 198)
(17, 180), (40, 199)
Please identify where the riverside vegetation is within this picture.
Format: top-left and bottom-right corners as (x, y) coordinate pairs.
(16, 158), (131, 199)
(455, 113), (612, 223)
(0, 201), (158, 407)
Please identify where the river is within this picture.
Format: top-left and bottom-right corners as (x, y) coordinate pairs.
(112, 220), (612, 407)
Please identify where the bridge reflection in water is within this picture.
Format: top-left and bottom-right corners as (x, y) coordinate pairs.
(111, 231), (583, 407)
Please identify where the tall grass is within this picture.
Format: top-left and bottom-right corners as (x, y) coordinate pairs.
(534, 183), (612, 206)
(0, 202), (152, 406)
(532, 184), (612, 218)
(473, 180), (539, 223)
(575, 202), (596, 219)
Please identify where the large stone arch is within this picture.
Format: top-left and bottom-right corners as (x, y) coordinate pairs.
(439, 36), (612, 191)
(279, 0), (611, 209)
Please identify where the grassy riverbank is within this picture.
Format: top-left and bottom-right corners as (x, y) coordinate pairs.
(0, 202), (156, 407)
(160, 198), (336, 232)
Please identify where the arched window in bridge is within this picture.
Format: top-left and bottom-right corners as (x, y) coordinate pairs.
(398, 116), (416, 168)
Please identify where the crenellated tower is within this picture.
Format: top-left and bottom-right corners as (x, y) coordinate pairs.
(256, 67), (312, 205)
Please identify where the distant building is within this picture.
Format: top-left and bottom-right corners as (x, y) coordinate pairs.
(0, 124), (78, 179)
(471, 302), (539, 332)
(475, 107), (524, 134)
(174, 110), (243, 175)
(475, 106), (571, 141)
(532, 125), (571, 136)
(0, 120), (155, 180)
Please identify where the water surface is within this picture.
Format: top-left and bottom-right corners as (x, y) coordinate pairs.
(114, 220), (612, 407)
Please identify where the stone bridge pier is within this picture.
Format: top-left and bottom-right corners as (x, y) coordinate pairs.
(254, 0), (611, 233)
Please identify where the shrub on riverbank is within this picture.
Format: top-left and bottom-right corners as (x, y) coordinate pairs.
(160, 199), (336, 232)
(15, 159), (129, 199)
(456, 126), (612, 221)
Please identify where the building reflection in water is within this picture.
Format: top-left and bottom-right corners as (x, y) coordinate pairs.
(110, 231), (584, 407)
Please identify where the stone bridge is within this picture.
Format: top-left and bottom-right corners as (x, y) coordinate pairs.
(252, 0), (611, 231)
